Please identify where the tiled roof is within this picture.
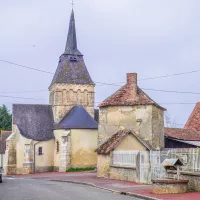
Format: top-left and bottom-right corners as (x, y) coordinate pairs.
(164, 128), (200, 141)
(98, 85), (165, 110)
(55, 105), (98, 130)
(184, 102), (200, 133)
(96, 130), (151, 155)
(13, 104), (54, 141)
(0, 131), (12, 154)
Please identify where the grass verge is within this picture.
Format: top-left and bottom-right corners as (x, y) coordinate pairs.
(66, 167), (95, 172)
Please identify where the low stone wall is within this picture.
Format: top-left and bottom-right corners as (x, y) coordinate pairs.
(152, 179), (189, 194)
(97, 154), (137, 182)
(110, 165), (137, 182)
(168, 171), (200, 192)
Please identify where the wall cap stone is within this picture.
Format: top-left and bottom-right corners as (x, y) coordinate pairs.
(110, 164), (136, 170)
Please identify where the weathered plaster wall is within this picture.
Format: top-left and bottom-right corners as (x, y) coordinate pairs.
(98, 105), (164, 149)
(97, 154), (111, 178)
(115, 134), (147, 151)
(152, 106), (164, 149)
(54, 130), (71, 172)
(5, 132), (16, 175)
(5, 124), (54, 174)
(35, 140), (54, 173)
(49, 84), (95, 122)
(71, 129), (98, 168)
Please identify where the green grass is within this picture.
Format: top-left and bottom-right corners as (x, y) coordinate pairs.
(66, 167), (95, 172)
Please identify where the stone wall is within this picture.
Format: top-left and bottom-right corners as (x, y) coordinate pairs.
(5, 133), (16, 175)
(49, 83), (95, 122)
(168, 171), (200, 192)
(110, 166), (137, 182)
(97, 155), (138, 182)
(98, 105), (164, 149)
(54, 130), (71, 172)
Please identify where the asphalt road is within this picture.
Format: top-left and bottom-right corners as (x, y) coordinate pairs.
(0, 177), (141, 200)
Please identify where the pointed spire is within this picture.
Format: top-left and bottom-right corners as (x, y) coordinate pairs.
(64, 10), (82, 56)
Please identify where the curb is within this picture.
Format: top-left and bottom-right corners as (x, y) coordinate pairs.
(49, 179), (160, 200)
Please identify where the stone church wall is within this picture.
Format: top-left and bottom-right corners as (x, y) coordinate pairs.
(49, 83), (95, 122)
(54, 130), (71, 172)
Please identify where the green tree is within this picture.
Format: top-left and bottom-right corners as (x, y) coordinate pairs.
(0, 105), (12, 130)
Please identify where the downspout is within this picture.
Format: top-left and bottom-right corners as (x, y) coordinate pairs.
(33, 141), (42, 174)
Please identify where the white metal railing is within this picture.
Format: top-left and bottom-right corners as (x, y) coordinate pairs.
(112, 151), (139, 167)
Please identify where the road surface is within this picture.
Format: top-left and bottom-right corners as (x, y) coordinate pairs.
(0, 177), (141, 200)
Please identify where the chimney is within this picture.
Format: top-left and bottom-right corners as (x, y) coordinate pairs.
(127, 73), (137, 99)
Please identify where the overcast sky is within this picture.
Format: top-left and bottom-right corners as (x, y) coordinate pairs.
(1, 0), (200, 127)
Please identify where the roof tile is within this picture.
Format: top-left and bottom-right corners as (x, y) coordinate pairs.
(96, 130), (151, 155)
(164, 128), (200, 141)
(185, 102), (200, 133)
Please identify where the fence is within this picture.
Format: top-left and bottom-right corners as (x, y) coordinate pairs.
(112, 149), (200, 184)
(112, 151), (139, 167)
(167, 148), (200, 172)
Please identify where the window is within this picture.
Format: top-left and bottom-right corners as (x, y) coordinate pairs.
(56, 141), (59, 153)
(38, 147), (43, 155)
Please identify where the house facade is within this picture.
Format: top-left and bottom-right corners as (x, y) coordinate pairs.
(5, 10), (98, 175)
(96, 73), (166, 181)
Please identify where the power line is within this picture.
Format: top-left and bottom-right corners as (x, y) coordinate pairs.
(0, 60), (54, 74)
(0, 90), (48, 94)
(2, 59), (200, 85)
(141, 88), (200, 95)
(139, 70), (200, 81)
(0, 94), (43, 100)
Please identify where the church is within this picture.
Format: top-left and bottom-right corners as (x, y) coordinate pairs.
(5, 10), (98, 174)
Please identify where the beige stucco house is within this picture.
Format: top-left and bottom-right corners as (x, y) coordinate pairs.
(5, 10), (98, 175)
(96, 73), (166, 181)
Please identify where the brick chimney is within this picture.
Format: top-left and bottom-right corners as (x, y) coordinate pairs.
(127, 73), (137, 99)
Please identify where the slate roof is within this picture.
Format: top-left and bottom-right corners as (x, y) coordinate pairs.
(98, 84), (165, 110)
(13, 104), (54, 141)
(164, 128), (200, 141)
(0, 131), (12, 154)
(96, 130), (151, 155)
(55, 105), (98, 130)
(64, 10), (82, 56)
(50, 55), (94, 87)
(49, 10), (94, 87)
(184, 102), (200, 134)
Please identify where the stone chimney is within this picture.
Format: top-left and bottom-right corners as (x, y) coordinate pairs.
(127, 73), (137, 99)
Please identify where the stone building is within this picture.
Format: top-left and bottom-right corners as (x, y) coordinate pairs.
(5, 10), (98, 175)
(98, 73), (166, 149)
(0, 130), (12, 168)
(96, 73), (166, 180)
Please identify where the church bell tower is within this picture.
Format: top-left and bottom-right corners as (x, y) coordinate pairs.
(49, 10), (95, 122)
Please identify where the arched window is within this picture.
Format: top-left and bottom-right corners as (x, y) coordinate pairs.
(38, 147), (43, 155)
(56, 141), (59, 153)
